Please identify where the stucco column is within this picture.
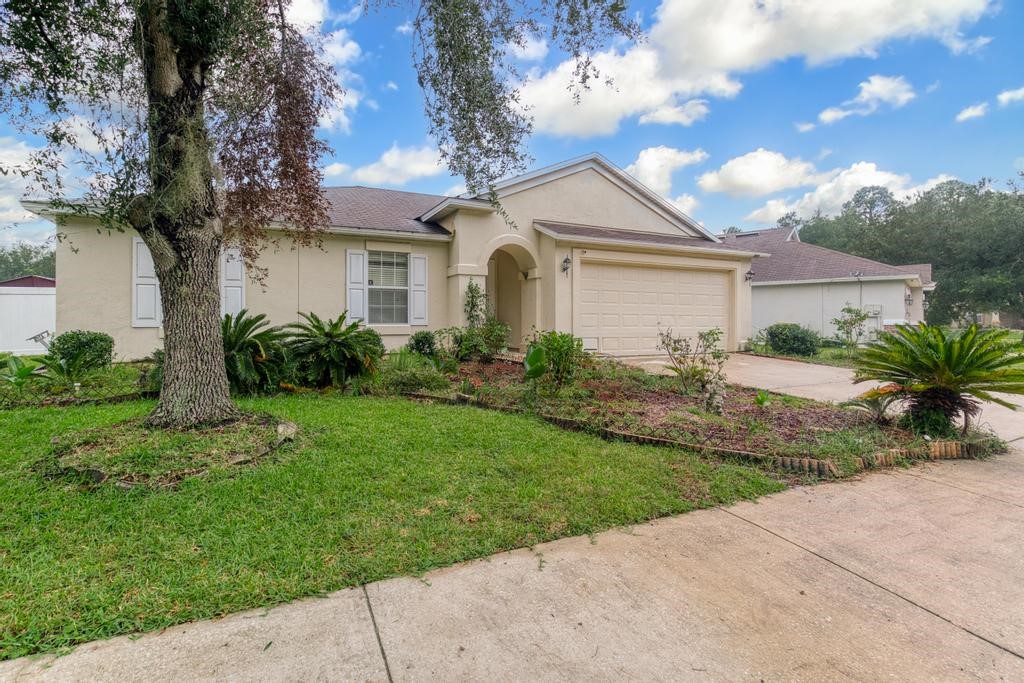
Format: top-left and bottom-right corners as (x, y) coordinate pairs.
(519, 268), (541, 343)
(446, 267), (487, 326)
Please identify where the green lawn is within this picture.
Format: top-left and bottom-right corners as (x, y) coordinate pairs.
(746, 346), (859, 369)
(0, 395), (783, 660)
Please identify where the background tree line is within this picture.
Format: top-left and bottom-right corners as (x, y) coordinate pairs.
(781, 177), (1024, 326)
(0, 243), (55, 281)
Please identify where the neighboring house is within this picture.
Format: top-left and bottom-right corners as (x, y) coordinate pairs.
(24, 154), (762, 360)
(0, 275), (56, 355)
(721, 227), (935, 340)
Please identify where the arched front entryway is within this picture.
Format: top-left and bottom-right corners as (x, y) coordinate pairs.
(482, 239), (539, 351)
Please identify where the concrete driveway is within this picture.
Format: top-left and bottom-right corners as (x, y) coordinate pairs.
(4, 356), (1023, 681)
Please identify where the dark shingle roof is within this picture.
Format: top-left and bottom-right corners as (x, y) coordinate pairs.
(534, 220), (760, 255)
(896, 263), (933, 285)
(321, 186), (449, 236)
(721, 228), (928, 283)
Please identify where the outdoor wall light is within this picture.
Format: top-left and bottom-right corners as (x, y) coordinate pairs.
(905, 293), (914, 306)
(561, 256), (572, 273)
(744, 269), (755, 282)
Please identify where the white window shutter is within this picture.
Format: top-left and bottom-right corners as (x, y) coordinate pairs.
(132, 236), (162, 328)
(220, 247), (245, 317)
(346, 249), (368, 321)
(410, 253), (428, 325)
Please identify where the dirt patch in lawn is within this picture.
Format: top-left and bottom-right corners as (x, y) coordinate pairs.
(38, 414), (297, 489)
(451, 359), (921, 472)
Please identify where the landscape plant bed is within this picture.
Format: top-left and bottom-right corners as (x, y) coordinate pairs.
(448, 359), (927, 475)
(37, 413), (296, 489)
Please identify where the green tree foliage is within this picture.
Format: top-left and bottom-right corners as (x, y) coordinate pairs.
(0, 0), (639, 428)
(0, 244), (54, 281)
(795, 179), (1024, 325)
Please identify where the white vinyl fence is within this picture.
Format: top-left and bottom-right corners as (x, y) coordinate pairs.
(0, 286), (56, 355)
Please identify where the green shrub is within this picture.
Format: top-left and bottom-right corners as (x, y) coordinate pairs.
(359, 349), (450, 395)
(764, 323), (820, 356)
(47, 330), (114, 370)
(855, 323), (1024, 434)
(222, 309), (290, 395)
(285, 312), (384, 388)
(528, 330), (586, 388)
(406, 330), (438, 357)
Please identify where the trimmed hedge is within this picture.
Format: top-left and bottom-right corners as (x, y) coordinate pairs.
(47, 330), (114, 369)
(764, 323), (820, 357)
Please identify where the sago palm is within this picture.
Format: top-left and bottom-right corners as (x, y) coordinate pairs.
(854, 323), (1024, 433)
(285, 312), (383, 388)
(222, 309), (288, 395)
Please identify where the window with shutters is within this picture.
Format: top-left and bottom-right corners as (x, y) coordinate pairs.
(367, 251), (409, 324)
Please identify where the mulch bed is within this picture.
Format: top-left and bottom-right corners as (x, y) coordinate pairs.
(452, 359), (913, 459)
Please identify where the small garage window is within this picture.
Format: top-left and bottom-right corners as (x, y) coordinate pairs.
(368, 251), (409, 324)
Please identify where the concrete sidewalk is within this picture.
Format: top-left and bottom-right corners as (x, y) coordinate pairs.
(5, 453), (1024, 682)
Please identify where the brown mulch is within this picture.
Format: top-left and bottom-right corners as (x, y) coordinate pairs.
(451, 359), (900, 456)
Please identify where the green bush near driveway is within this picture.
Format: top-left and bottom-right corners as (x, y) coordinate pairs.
(0, 395), (783, 660)
(763, 323), (821, 357)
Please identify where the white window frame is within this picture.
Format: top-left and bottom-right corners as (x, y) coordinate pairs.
(367, 250), (411, 326)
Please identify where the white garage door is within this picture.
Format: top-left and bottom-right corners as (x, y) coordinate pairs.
(577, 260), (731, 355)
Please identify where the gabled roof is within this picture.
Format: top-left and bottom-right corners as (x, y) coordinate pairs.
(535, 221), (764, 258)
(720, 227), (931, 285)
(320, 187), (450, 236)
(433, 153), (720, 243)
(0, 274), (55, 287)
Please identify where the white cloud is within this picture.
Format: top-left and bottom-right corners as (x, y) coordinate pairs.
(698, 148), (825, 197)
(817, 148), (833, 161)
(650, 0), (992, 76)
(818, 74), (915, 124)
(395, 21), (413, 35)
(286, 0), (331, 32)
(445, 182), (467, 196)
(997, 86), (1024, 107)
(746, 161), (954, 222)
(955, 102), (988, 122)
(672, 193), (699, 216)
(519, 47), (739, 137)
(317, 29), (364, 134)
(322, 162), (351, 177)
(0, 136), (44, 225)
(942, 32), (991, 54)
(517, 1), (989, 139)
(625, 146), (708, 197)
(510, 34), (549, 62)
(350, 143), (445, 186)
(638, 99), (710, 126)
(925, 81), (942, 93)
(795, 122), (816, 133)
(384, 81), (399, 91)
(336, 3), (363, 24)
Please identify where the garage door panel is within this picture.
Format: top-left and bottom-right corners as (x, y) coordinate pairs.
(578, 260), (730, 355)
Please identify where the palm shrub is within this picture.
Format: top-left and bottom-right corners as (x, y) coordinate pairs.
(286, 312), (384, 388)
(854, 324), (1024, 434)
(222, 309), (290, 395)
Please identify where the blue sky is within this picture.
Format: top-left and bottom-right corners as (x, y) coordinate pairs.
(2, 0), (1022, 245)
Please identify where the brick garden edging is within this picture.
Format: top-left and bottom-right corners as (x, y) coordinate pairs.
(406, 391), (981, 479)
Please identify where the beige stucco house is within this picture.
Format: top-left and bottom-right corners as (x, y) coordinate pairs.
(721, 227), (935, 340)
(26, 154), (761, 360)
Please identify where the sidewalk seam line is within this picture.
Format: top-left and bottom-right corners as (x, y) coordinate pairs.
(363, 585), (394, 683)
(899, 471), (1024, 509)
(719, 507), (1024, 662)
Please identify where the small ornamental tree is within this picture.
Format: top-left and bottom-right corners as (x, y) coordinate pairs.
(0, 0), (639, 429)
(832, 304), (870, 354)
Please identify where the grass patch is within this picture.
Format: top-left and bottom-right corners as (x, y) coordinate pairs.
(0, 395), (783, 660)
(746, 347), (859, 369)
(39, 415), (285, 489)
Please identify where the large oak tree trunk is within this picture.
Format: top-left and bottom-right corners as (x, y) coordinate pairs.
(134, 0), (239, 428)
